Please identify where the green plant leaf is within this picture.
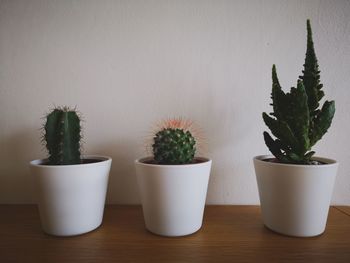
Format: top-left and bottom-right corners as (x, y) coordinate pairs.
(262, 112), (299, 152)
(309, 100), (335, 146)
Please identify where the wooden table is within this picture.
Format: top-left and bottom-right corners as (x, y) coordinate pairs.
(1, 205), (349, 262)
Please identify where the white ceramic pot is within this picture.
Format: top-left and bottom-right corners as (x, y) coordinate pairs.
(30, 155), (112, 236)
(135, 157), (212, 237)
(253, 155), (338, 237)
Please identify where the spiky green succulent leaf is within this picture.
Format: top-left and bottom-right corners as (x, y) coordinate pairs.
(299, 19), (324, 116)
(270, 65), (287, 120)
(262, 112), (299, 153)
(284, 81), (310, 154)
(263, 78), (310, 155)
(309, 100), (335, 146)
(153, 128), (196, 164)
(263, 131), (291, 163)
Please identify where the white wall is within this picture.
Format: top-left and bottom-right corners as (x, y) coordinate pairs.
(1, 0), (349, 204)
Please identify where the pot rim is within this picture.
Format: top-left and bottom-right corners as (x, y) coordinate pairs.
(135, 156), (212, 168)
(30, 155), (112, 168)
(254, 155), (338, 168)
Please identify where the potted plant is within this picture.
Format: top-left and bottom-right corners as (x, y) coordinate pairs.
(30, 106), (112, 236)
(253, 20), (338, 237)
(135, 118), (212, 236)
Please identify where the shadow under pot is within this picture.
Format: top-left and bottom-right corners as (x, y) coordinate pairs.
(135, 157), (212, 237)
(30, 155), (112, 236)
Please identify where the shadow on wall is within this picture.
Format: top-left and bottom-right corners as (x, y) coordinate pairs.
(0, 129), (38, 203)
(90, 140), (140, 204)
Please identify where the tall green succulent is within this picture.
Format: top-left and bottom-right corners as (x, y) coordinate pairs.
(153, 128), (196, 165)
(44, 106), (82, 165)
(263, 20), (335, 164)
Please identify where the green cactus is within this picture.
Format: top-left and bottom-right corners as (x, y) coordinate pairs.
(153, 128), (196, 164)
(44, 106), (82, 165)
(263, 20), (335, 164)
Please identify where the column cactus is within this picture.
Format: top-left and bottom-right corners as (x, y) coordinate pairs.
(44, 106), (82, 165)
(262, 20), (335, 164)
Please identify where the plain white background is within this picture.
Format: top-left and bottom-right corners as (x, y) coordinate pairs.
(0, 0), (349, 204)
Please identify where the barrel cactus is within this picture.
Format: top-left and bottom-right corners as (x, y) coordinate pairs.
(262, 20), (335, 164)
(152, 119), (197, 164)
(43, 106), (82, 165)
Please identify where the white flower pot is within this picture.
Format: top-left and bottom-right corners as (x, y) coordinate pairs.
(253, 155), (338, 237)
(30, 155), (112, 236)
(135, 157), (212, 237)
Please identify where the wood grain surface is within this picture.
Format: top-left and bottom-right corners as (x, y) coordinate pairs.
(1, 205), (349, 263)
(336, 206), (350, 217)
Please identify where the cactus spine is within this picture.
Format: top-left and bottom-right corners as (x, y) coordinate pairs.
(44, 107), (82, 165)
(263, 20), (335, 164)
(151, 119), (198, 165)
(153, 128), (196, 164)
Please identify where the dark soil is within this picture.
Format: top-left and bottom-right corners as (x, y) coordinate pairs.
(42, 159), (104, 165)
(143, 158), (207, 165)
(81, 159), (104, 164)
(263, 158), (326, 165)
